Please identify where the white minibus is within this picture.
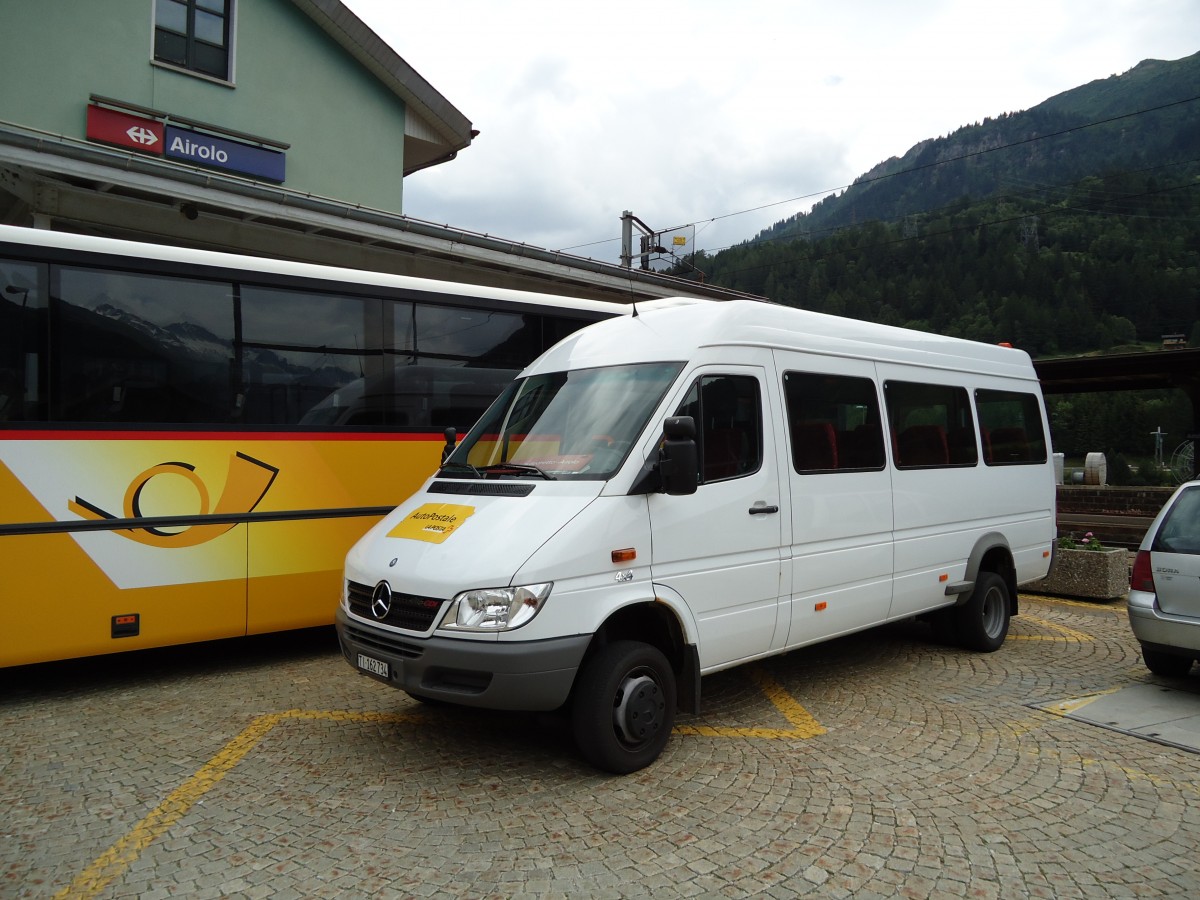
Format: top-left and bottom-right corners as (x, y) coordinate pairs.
(337, 299), (1056, 773)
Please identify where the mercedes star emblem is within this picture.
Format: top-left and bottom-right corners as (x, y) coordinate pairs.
(370, 581), (393, 619)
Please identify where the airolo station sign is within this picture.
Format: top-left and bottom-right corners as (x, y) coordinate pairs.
(86, 103), (286, 184)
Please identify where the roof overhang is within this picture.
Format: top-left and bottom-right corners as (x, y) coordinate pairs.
(1034, 349), (1200, 395)
(0, 122), (762, 305)
(289, 0), (475, 173)
(1034, 348), (1200, 440)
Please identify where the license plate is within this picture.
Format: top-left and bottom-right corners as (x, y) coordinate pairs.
(357, 653), (389, 678)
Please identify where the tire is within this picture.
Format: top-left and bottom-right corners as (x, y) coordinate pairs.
(1142, 646), (1194, 677)
(571, 640), (676, 774)
(954, 570), (1011, 652)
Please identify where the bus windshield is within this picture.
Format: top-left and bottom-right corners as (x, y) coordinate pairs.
(445, 362), (683, 480)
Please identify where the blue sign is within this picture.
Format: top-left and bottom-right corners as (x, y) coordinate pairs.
(164, 125), (285, 183)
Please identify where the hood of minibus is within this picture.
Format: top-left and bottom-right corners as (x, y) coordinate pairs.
(346, 480), (606, 599)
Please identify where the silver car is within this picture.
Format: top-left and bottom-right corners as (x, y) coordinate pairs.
(1128, 480), (1200, 676)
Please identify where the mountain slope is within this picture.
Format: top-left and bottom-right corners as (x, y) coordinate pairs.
(754, 51), (1200, 243)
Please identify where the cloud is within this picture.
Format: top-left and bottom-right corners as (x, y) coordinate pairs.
(346, 0), (1200, 265)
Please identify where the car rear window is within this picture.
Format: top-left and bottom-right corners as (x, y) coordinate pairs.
(1153, 486), (1200, 555)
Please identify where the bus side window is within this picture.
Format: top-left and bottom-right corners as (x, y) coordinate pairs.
(674, 375), (763, 484)
(54, 267), (235, 425)
(783, 371), (885, 473)
(0, 260), (47, 422)
(885, 380), (978, 469)
(976, 388), (1047, 465)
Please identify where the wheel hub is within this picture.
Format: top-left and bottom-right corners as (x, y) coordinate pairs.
(613, 673), (664, 745)
(982, 586), (1005, 637)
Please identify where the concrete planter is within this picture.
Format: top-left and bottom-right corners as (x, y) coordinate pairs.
(1028, 548), (1129, 601)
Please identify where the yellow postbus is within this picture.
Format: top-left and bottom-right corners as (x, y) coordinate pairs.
(0, 226), (622, 666)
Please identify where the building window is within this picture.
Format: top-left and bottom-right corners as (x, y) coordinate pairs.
(154, 0), (232, 80)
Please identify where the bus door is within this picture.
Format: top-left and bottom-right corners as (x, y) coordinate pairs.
(649, 361), (788, 669)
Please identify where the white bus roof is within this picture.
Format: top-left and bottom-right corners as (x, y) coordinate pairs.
(529, 298), (1038, 382)
(0, 226), (1038, 382)
(0, 224), (629, 317)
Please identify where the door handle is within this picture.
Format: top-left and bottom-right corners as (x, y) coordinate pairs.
(748, 505), (779, 515)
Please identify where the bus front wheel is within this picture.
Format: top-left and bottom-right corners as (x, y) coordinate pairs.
(571, 640), (676, 774)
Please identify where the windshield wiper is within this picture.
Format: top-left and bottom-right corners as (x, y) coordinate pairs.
(437, 461), (481, 478)
(478, 463), (556, 480)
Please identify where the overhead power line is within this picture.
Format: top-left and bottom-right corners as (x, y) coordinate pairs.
(706, 174), (1200, 283)
(559, 93), (1200, 256)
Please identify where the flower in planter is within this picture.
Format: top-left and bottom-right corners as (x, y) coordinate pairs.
(1058, 531), (1105, 551)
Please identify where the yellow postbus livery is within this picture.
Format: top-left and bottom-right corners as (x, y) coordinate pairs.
(0, 226), (621, 666)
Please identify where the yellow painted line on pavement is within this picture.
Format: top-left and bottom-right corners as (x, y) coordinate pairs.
(57, 675), (825, 898)
(1039, 687), (1124, 717)
(1020, 593), (1126, 613)
(674, 666), (826, 740)
(58, 676), (824, 897)
(54, 710), (420, 900)
(1009, 614), (1094, 642)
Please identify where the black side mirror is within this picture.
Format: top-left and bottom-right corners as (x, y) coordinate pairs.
(659, 416), (698, 495)
(441, 427), (457, 464)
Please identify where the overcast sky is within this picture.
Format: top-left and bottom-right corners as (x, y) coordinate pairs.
(342, 0), (1199, 267)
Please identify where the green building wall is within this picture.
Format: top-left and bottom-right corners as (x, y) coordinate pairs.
(0, 0), (407, 213)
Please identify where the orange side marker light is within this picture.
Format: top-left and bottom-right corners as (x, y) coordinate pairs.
(611, 548), (636, 563)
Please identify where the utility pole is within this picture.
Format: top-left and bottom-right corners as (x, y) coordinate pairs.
(620, 211), (664, 270)
(1152, 426), (1167, 469)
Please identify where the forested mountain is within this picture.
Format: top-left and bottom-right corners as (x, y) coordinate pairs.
(697, 167), (1199, 357)
(676, 51), (1200, 471)
(755, 51), (1200, 244)
(689, 49), (1200, 356)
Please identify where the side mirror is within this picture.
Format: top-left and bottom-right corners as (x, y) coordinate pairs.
(441, 427), (457, 464)
(659, 416), (698, 495)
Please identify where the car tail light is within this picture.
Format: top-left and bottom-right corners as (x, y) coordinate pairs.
(1130, 550), (1156, 593)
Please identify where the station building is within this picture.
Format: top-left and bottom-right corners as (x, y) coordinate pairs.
(0, 0), (748, 303)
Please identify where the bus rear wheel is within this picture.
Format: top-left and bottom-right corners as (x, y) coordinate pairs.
(954, 570), (1011, 652)
(571, 640), (676, 774)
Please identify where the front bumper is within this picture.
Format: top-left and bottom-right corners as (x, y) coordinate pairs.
(1128, 589), (1200, 655)
(336, 606), (590, 711)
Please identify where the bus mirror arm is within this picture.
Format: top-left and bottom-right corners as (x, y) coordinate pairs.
(441, 427), (457, 465)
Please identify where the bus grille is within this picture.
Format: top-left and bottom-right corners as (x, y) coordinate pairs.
(341, 621), (424, 661)
(346, 580), (445, 632)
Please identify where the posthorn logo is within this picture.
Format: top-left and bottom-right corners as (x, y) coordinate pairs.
(68, 452), (278, 548)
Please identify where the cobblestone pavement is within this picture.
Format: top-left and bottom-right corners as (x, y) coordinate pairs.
(4, 594), (1200, 899)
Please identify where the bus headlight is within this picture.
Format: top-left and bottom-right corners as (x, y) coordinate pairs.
(439, 583), (552, 632)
